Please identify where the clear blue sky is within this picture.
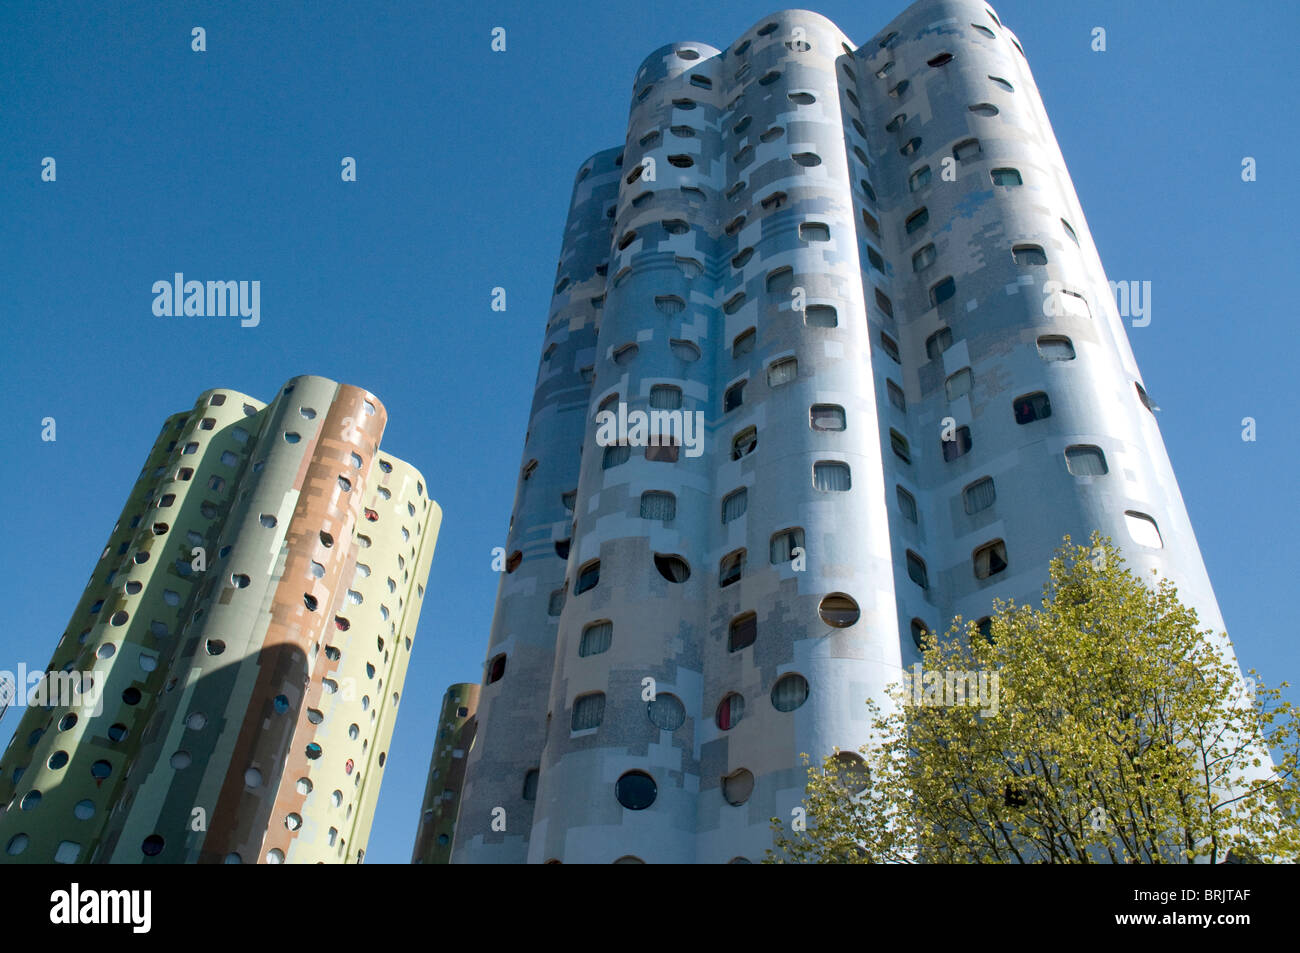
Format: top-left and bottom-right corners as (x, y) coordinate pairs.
(1, 0), (1296, 863)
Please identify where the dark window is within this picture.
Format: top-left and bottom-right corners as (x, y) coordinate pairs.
(487, 654), (507, 684)
(974, 540), (1009, 579)
(1013, 391), (1052, 424)
(724, 381), (746, 412)
(615, 771), (657, 810)
(930, 277), (956, 307)
(719, 550), (746, 587)
(906, 551), (929, 589)
(575, 560), (600, 594)
(943, 425), (973, 461)
(728, 613), (757, 651)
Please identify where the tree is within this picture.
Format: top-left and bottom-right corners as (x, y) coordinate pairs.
(768, 533), (1300, 863)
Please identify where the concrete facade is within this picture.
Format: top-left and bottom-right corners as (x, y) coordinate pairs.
(450, 1), (1254, 864)
(0, 375), (439, 864)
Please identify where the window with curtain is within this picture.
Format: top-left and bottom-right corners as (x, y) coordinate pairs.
(719, 549), (745, 587)
(810, 404), (846, 431)
(800, 222), (830, 242)
(896, 485), (917, 522)
(926, 327), (953, 360)
(1012, 244), (1048, 266)
(813, 462), (851, 491)
(1013, 391), (1052, 424)
(655, 293), (686, 315)
(647, 693), (686, 731)
(646, 441), (680, 463)
(722, 488), (748, 523)
(723, 769), (755, 805)
(571, 692), (605, 730)
(770, 527), (805, 563)
(963, 476), (996, 514)
(804, 305), (837, 328)
(728, 613), (757, 651)
(946, 367), (973, 400)
(768, 357), (798, 386)
(973, 539), (1008, 579)
(579, 621), (613, 657)
(909, 165), (931, 191)
(640, 491), (676, 521)
(913, 243), (936, 272)
(716, 692), (745, 729)
(648, 385), (682, 410)
(602, 444), (631, 469)
(671, 339), (700, 362)
(653, 554), (690, 582)
(1037, 335), (1075, 361)
(771, 674), (809, 712)
(766, 266), (794, 295)
(991, 167), (1022, 186)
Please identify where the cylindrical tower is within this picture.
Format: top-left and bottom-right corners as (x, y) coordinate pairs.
(446, 1), (1263, 864)
(450, 148), (621, 862)
(411, 683), (480, 863)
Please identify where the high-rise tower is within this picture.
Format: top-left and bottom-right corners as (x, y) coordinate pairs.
(0, 375), (440, 864)
(450, 1), (1254, 863)
(410, 683), (480, 864)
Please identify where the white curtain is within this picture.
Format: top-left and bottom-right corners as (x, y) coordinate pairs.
(603, 444), (631, 469)
(896, 486), (917, 522)
(771, 674), (808, 712)
(811, 404), (845, 431)
(722, 488), (748, 523)
(649, 386), (682, 410)
(1065, 445), (1107, 476)
(768, 358), (798, 386)
(579, 622), (612, 657)
(964, 477), (996, 514)
(813, 462), (851, 492)
(571, 692), (605, 730)
(641, 491), (676, 521)
(719, 550), (745, 586)
(946, 368), (972, 400)
(770, 528), (804, 563)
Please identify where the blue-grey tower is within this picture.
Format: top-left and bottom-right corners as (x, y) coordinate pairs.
(450, 0), (1255, 863)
